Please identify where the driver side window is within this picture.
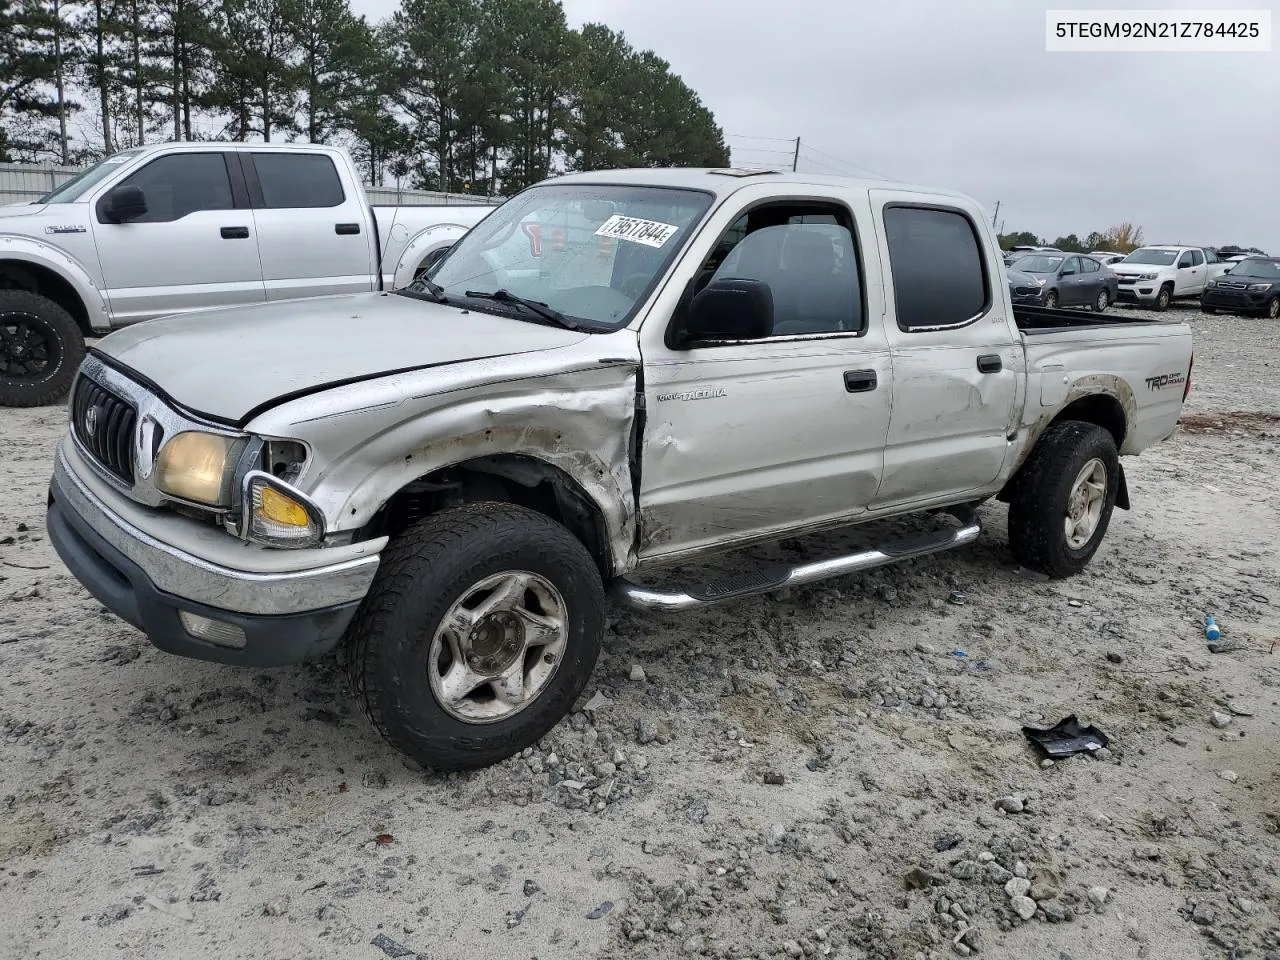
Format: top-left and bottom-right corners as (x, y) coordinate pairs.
(1178, 251), (1193, 268)
(103, 153), (236, 224)
(693, 203), (864, 337)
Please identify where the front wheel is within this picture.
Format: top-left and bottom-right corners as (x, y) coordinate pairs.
(342, 502), (605, 771)
(1007, 421), (1120, 578)
(1263, 297), (1280, 320)
(1153, 285), (1172, 312)
(1201, 302), (1216, 314)
(1043, 290), (1059, 309)
(0, 289), (85, 407)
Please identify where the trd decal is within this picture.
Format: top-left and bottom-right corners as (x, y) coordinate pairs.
(1145, 372), (1186, 391)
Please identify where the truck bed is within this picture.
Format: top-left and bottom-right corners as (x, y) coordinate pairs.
(1013, 304), (1182, 334)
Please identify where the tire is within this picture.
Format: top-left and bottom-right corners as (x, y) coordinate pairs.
(342, 502), (605, 771)
(1043, 290), (1059, 309)
(1093, 288), (1110, 313)
(1007, 421), (1120, 579)
(1153, 285), (1172, 312)
(1263, 296), (1280, 320)
(0, 289), (85, 407)
(1201, 302), (1216, 314)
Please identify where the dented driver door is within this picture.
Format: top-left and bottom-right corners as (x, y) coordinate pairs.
(633, 183), (892, 562)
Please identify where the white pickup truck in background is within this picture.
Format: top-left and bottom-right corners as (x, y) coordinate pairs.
(1110, 244), (1231, 311)
(0, 142), (496, 406)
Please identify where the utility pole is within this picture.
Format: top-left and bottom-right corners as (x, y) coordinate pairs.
(792, 137), (800, 172)
(991, 201), (1001, 228)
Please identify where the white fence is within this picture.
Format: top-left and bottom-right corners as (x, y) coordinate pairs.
(0, 162), (501, 207)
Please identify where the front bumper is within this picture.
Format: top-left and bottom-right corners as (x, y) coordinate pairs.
(1115, 281), (1159, 303)
(1200, 288), (1271, 312)
(47, 445), (380, 666)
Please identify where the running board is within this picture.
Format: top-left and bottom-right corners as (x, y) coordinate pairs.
(612, 506), (982, 612)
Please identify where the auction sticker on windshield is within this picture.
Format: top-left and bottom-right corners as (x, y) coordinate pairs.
(594, 214), (679, 248)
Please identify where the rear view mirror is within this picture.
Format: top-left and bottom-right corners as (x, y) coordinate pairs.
(581, 199), (616, 223)
(104, 185), (147, 223)
(676, 278), (774, 347)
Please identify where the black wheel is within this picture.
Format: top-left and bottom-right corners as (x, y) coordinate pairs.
(342, 502), (605, 771)
(1153, 285), (1172, 312)
(1043, 290), (1059, 309)
(1093, 288), (1110, 312)
(1263, 297), (1280, 320)
(1007, 421), (1120, 578)
(1201, 302), (1216, 314)
(0, 290), (85, 407)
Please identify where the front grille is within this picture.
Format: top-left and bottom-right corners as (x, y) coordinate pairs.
(71, 375), (137, 484)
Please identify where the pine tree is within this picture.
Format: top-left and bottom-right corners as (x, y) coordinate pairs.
(284, 0), (375, 143)
(0, 0), (62, 161)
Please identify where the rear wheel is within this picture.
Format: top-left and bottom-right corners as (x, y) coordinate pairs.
(1043, 290), (1059, 309)
(1153, 285), (1172, 312)
(0, 289), (85, 407)
(1007, 421), (1120, 578)
(343, 502), (605, 771)
(1093, 288), (1110, 312)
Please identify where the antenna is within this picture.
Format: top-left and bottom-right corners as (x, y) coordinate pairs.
(376, 173), (405, 290)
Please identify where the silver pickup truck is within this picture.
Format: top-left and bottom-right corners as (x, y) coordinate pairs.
(0, 142), (494, 406)
(46, 167), (1194, 771)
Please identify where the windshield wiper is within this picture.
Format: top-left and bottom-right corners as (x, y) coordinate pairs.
(463, 288), (582, 331)
(399, 276), (448, 303)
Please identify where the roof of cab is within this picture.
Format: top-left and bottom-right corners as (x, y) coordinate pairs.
(547, 166), (980, 206)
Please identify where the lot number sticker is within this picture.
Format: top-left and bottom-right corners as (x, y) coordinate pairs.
(594, 214), (679, 249)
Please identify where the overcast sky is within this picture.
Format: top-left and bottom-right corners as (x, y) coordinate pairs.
(352, 0), (1279, 251)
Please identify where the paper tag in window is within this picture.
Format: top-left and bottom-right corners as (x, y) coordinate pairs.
(594, 214), (679, 249)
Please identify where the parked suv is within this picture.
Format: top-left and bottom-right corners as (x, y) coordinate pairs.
(1201, 256), (1280, 318)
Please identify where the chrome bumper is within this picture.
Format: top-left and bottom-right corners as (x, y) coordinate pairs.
(52, 445), (380, 616)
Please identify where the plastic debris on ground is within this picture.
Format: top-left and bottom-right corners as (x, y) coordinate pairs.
(370, 933), (415, 958)
(1021, 715), (1110, 759)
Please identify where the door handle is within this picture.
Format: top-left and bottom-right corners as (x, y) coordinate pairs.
(220, 226), (250, 239)
(977, 354), (1002, 374)
(844, 369), (877, 393)
(335, 222), (361, 235)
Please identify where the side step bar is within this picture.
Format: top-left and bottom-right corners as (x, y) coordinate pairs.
(611, 506), (982, 612)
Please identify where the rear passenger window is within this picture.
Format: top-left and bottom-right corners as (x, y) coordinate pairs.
(252, 153), (345, 208)
(883, 206), (989, 330)
(706, 203), (863, 336)
(1082, 258), (1100, 274)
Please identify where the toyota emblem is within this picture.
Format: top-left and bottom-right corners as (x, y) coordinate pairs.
(85, 405), (98, 437)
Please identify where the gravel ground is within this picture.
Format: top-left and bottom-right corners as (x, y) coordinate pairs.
(2, 304), (1278, 960)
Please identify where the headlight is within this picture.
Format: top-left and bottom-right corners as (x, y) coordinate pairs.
(1247, 283), (1272, 292)
(1138, 272), (1158, 281)
(242, 471), (324, 548)
(1035, 278), (1047, 286)
(154, 432), (243, 506)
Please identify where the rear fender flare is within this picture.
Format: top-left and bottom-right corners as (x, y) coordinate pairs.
(390, 223), (473, 290)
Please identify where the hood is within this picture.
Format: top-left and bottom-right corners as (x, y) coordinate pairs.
(1111, 260), (1172, 276)
(95, 292), (590, 424)
(0, 202), (54, 221)
(1006, 269), (1040, 287)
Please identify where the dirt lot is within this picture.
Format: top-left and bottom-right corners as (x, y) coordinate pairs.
(2, 305), (1278, 960)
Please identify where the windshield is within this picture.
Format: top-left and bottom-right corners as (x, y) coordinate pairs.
(1011, 255), (1064, 274)
(420, 183), (712, 330)
(1229, 258), (1280, 280)
(1121, 248), (1178, 266)
(36, 150), (144, 204)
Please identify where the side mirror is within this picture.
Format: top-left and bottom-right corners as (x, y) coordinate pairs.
(104, 185), (147, 223)
(1060, 267), (1075, 277)
(1178, 261), (1191, 269)
(676, 278), (773, 347)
